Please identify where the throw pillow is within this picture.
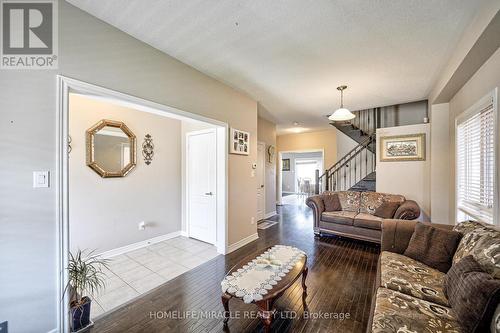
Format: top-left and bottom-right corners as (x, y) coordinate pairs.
(323, 194), (341, 212)
(373, 201), (400, 218)
(444, 255), (500, 333)
(453, 220), (486, 235)
(404, 223), (461, 273)
(452, 220), (500, 278)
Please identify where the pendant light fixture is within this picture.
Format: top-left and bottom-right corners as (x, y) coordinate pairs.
(328, 85), (356, 121)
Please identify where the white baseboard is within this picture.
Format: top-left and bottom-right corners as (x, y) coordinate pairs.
(226, 233), (259, 254)
(264, 211), (277, 219)
(99, 231), (182, 258)
(180, 230), (188, 237)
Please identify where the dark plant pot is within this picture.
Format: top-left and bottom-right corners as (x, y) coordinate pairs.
(70, 296), (92, 332)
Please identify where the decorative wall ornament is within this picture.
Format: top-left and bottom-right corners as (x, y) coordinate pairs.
(380, 133), (426, 162)
(230, 128), (250, 155)
(68, 135), (72, 154)
(267, 145), (275, 163)
(142, 134), (154, 165)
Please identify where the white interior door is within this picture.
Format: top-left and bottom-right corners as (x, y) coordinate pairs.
(257, 142), (266, 221)
(187, 129), (217, 244)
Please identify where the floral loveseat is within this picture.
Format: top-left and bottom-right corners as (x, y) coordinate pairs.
(368, 220), (500, 333)
(306, 191), (420, 243)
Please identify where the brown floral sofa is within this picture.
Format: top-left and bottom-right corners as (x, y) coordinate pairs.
(368, 220), (500, 333)
(306, 191), (420, 243)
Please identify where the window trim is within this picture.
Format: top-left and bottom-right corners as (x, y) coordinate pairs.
(455, 88), (498, 225)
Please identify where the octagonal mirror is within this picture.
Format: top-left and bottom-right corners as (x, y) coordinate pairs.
(86, 119), (136, 178)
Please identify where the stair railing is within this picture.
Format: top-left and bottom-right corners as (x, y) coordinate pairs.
(316, 134), (376, 193)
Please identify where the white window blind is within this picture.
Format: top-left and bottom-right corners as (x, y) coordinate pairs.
(456, 96), (495, 224)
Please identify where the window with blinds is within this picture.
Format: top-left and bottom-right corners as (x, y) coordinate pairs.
(456, 94), (496, 224)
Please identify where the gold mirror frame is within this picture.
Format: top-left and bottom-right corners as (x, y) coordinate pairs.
(86, 119), (137, 178)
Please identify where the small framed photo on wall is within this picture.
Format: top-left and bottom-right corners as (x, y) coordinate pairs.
(230, 128), (250, 155)
(282, 158), (290, 171)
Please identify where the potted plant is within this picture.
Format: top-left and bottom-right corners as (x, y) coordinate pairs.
(66, 250), (109, 332)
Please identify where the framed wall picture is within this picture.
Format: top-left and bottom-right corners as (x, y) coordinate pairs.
(282, 158), (290, 171)
(380, 133), (426, 162)
(230, 128), (250, 155)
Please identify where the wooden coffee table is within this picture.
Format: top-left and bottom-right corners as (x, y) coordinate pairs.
(221, 246), (308, 332)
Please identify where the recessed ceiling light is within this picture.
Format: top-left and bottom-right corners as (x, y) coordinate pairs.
(290, 127), (308, 133)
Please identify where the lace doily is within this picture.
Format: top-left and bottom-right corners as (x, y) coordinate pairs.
(221, 245), (306, 303)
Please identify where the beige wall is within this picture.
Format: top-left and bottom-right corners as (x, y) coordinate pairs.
(277, 129), (337, 168)
(69, 94), (182, 253)
(376, 124), (431, 220)
(0, 1), (257, 331)
(257, 116), (277, 215)
(429, 103), (451, 224)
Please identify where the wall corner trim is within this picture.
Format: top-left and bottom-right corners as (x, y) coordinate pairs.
(226, 233), (259, 254)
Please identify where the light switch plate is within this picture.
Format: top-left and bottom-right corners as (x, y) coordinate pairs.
(33, 171), (50, 188)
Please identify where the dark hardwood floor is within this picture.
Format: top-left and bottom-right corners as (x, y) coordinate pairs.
(93, 201), (380, 333)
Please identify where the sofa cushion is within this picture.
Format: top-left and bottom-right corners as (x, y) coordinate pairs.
(453, 220), (500, 278)
(453, 220), (487, 264)
(453, 220), (486, 236)
(360, 192), (405, 215)
(336, 191), (361, 212)
(404, 223), (461, 273)
(380, 251), (449, 307)
(353, 213), (382, 230)
(371, 288), (461, 333)
(322, 194), (341, 212)
(373, 201), (401, 218)
(321, 211), (356, 226)
(444, 255), (500, 333)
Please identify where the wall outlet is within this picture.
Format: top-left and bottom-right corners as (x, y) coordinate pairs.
(251, 217), (255, 224)
(138, 221), (146, 230)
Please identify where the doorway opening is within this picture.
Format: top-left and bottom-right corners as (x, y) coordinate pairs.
(56, 76), (228, 331)
(277, 150), (324, 206)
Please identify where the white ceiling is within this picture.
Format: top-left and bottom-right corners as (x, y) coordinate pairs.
(68, 0), (485, 134)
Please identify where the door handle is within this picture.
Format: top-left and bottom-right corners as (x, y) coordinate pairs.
(205, 192), (213, 196)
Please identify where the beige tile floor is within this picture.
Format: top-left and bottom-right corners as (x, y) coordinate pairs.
(90, 236), (219, 319)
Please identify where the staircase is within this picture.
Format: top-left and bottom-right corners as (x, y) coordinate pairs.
(335, 123), (376, 153)
(350, 171), (376, 192)
(315, 108), (379, 193)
